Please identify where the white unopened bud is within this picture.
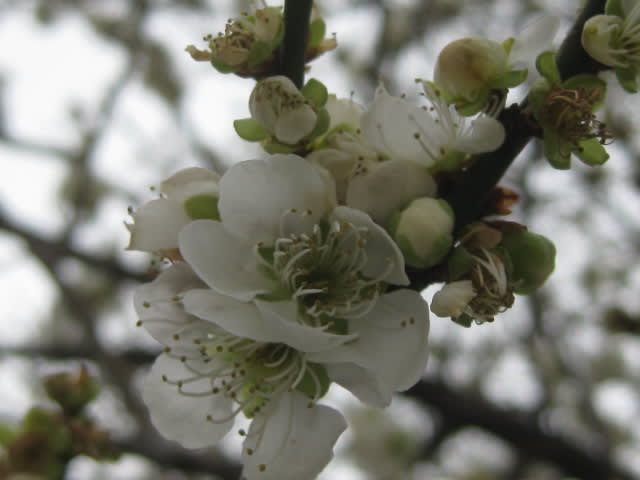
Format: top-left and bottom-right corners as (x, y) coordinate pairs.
(249, 76), (317, 144)
(390, 197), (454, 268)
(430, 280), (476, 318)
(582, 14), (630, 68)
(434, 37), (508, 102)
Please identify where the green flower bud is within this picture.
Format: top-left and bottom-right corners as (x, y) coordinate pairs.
(390, 198), (454, 269)
(434, 37), (508, 112)
(500, 231), (556, 294)
(43, 366), (99, 416)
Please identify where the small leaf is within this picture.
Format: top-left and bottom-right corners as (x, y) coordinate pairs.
(502, 37), (515, 55)
(492, 69), (528, 89)
(544, 132), (571, 169)
(309, 18), (327, 47)
(306, 107), (330, 141)
(301, 78), (328, 107)
(576, 137), (609, 166)
(184, 194), (220, 221)
(535, 51), (561, 84)
(233, 118), (269, 141)
(616, 67), (639, 93)
(605, 0), (625, 17)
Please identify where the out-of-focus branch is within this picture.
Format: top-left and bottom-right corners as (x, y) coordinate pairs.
(0, 210), (146, 283)
(279, 0), (313, 88)
(406, 378), (635, 480)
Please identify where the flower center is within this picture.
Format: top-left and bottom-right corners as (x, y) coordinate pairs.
(543, 87), (611, 146)
(258, 219), (384, 328)
(467, 249), (514, 323)
(140, 314), (328, 423)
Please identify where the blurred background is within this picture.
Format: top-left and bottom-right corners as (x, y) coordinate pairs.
(1, 0), (640, 479)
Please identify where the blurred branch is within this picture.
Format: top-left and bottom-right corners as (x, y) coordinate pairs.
(406, 378), (635, 480)
(279, 0), (313, 88)
(0, 210), (146, 283)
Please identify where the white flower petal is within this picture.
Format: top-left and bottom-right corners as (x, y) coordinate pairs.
(179, 220), (275, 301)
(509, 16), (560, 67)
(242, 392), (346, 480)
(361, 84), (439, 167)
(454, 116), (505, 154)
(308, 290), (429, 406)
(346, 160), (436, 226)
(324, 362), (389, 407)
(255, 299), (357, 352)
(430, 280), (476, 318)
(160, 167), (220, 203)
(274, 105), (317, 144)
(143, 354), (234, 448)
(325, 95), (364, 130)
(127, 198), (190, 252)
(218, 155), (337, 243)
(331, 206), (409, 286)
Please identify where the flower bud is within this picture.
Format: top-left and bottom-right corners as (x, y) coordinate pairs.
(390, 198), (454, 268)
(43, 366), (99, 415)
(249, 76), (318, 144)
(434, 37), (508, 104)
(500, 231), (556, 294)
(581, 15), (624, 67)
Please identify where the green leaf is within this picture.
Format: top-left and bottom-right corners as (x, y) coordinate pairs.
(309, 18), (326, 47)
(248, 40), (274, 68)
(616, 67), (639, 93)
(306, 107), (330, 141)
(535, 51), (561, 84)
(233, 118), (269, 141)
(184, 194), (220, 220)
(492, 69), (528, 89)
(605, 0), (625, 17)
(576, 137), (609, 166)
(502, 37), (515, 55)
(301, 78), (328, 107)
(544, 131), (571, 170)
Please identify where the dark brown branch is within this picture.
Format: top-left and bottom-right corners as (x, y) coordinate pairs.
(405, 378), (635, 480)
(278, 0), (313, 88)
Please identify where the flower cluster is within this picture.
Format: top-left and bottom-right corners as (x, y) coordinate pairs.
(127, 2), (632, 478)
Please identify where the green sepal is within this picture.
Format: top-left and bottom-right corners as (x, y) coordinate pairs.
(451, 313), (474, 328)
(536, 51), (561, 84)
(184, 194), (220, 220)
(248, 40), (275, 68)
(306, 107), (330, 141)
(616, 67), (639, 93)
(294, 363), (331, 399)
(448, 246), (474, 281)
(576, 137), (609, 166)
(527, 78), (551, 112)
(455, 91), (489, 116)
(492, 69), (528, 89)
(429, 149), (467, 174)
(234, 118), (269, 141)
(502, 37), (515, 55)
(543, 131), (571, 170)
(262, 141), (297, 154)
(605, 0), (625, 17)
(301, 78), (328, 107)
(0, 424), (15, 446)
(309, 18), (327, 47)
(210, 56), (236, 74)
(501, 231), (556, 294)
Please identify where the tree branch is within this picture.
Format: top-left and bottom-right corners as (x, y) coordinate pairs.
(406, 378), (635, 480)
(278, 0), (313, 88)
